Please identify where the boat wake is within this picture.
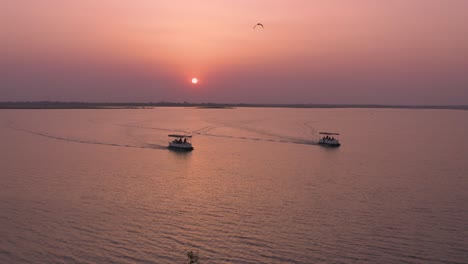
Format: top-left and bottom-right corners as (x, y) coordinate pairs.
(8, 117), (319, 149)
(198, 132), (318, 146)
(192, 119), (319, 146)
(118, 122), (319, 146)
(8, 123), (167, 150)
(117, 123), (183, 133)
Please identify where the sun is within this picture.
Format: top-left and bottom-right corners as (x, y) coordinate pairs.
(191, 77), (198, 84)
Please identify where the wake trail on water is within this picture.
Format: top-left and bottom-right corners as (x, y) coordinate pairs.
(8, 123), (167, 150)
(297, 121), (318, 137)
(198, 132), (318, 146)
(119, 122), (319, 146)
(198, 119), (319, 146)
(6, 117), (318, 148)
(117, 124), (186, 134)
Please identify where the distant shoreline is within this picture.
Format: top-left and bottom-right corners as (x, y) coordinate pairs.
(0, 102), (467, 110)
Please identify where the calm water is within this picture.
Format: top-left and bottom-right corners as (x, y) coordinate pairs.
(1, 108), (467, 263)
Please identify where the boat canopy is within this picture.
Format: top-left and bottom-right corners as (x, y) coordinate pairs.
(319, 132), (340, 135)
(168, 134), (192, 138)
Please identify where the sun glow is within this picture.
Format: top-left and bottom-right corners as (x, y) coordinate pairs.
(191, 77), (198, 84)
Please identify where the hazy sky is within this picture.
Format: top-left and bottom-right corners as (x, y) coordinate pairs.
(1, 0), (468, 104)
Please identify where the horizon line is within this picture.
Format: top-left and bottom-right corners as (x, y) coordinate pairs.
(0, 101), (467, 110)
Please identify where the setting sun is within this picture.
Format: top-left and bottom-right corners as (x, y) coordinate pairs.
(191, 78), (198, 84)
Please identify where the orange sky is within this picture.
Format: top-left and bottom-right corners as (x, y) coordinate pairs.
(2, 0), (468, 104)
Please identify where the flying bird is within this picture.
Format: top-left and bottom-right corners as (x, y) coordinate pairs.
(253, 23), (264, 29)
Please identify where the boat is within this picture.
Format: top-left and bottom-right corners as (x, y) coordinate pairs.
(168, 134), (194, 151)
(318, 132), (341, 147)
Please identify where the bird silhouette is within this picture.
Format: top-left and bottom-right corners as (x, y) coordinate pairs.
(253, 23), (264, 29)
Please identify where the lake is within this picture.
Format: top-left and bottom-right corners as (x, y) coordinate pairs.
(1, 108), (467, 263)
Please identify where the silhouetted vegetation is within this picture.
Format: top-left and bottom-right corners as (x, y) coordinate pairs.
(0, 101), (467, 110)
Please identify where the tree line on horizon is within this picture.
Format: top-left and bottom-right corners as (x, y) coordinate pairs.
(0, 101), (467, 110)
